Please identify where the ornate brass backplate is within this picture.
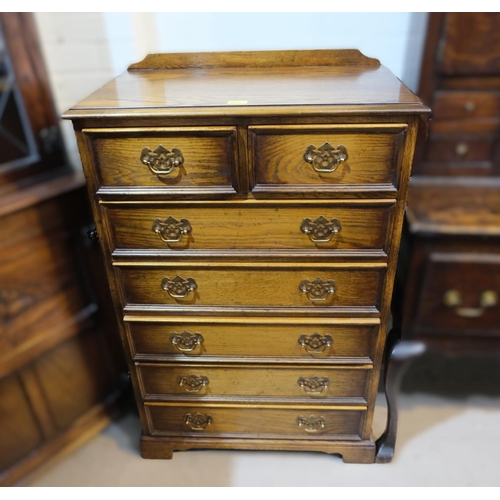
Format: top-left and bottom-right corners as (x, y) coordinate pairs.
(303, 142), (348, 173)
(161, 275), (198, 299)
(152, 216), (192, 243)
(140, 145), (184, 176)
(299, 277), (336, 302)
(300, 215), (342, 243)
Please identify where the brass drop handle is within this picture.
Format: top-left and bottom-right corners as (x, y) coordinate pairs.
(443, 289), (497, 318)
(161, 275), (197, 299)
(298, 333), (333, 355)
(296, 415), (325, 433)
(301, 216), (341, 243)
(303, 142), (348, 173)
(297, 376), (330, 395)
(170, 330), (204, 352)
(299, 277), (336, 302)
(184, 412), (213, 430)
(455, 143), (469, 156)
(178, 375), (209, 393)
(152, 216), (192, 243)
(463, 101), (476, 113)
(140, 145), (184, 176)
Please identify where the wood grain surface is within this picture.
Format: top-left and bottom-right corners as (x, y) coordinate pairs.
(85, 127), (237, 190)
(126, 319), (378, 361)
(136, 362), (371, 400)
(105, 202), (393, 253)
(145, 402), (365, 439)
(117, 265), (384, 309)
(250, 124), (405, 190)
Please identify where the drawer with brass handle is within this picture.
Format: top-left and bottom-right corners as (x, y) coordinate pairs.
(82, 127), (238, 196)
(136, 363), (370, 400)
(248, 124), (407, 196)
(144, 403), (366, 439)
(125, 319), (378, 360)
(415, 254), (500, 333)
(104, 202), (394, 257)
(117, 264), (384, 311)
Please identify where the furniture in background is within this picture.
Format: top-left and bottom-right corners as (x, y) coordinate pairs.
(385, 12), (500, 455)
(65, 49), (429, 463)
(0, 13), (125, 486)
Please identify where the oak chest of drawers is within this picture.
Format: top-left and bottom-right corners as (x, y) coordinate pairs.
(64, 49), (429, 463)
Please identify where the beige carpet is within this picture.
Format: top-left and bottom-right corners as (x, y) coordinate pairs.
(25, 354), (500, 487)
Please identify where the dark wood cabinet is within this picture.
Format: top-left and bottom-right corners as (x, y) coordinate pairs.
(379, 12), (500, 459)
(0, 13), (124, 486)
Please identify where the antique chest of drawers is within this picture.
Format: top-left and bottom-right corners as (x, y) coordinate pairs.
(64, 49), (429, 463)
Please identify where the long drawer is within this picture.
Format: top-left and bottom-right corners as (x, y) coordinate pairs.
(117, 264), (384, 311)
(105, 202), (394, 255)
(136, 363), (371, 400)
(144, 403), (365, 440)
(125, 318), (378, 360)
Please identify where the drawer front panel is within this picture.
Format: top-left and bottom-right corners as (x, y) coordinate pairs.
(137, 363), (370, 399)
(433, 91), (500, 120)
(146, 404), (364, 439)
(249, 125), (405, 193)
(425, 134), (495, 163)
(415, 255), (500, 333)
(127, 321), (377, 360)
(84, 127), (237, 192)
(106, 204), (393, 253)
(118, 266), (383, 309)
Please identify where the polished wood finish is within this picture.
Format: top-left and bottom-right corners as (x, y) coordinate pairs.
(0, 14), (124, 485)
(105, 202), (394, 254)
(136, 363), (370, 401)
(249, 124), (405, 195)
(118, 264), (384, 309)
(126, 318), (378, 361)
(85, 127), (238, 194)
(65, 49), (429, 463)
(145, 403), (365, 440)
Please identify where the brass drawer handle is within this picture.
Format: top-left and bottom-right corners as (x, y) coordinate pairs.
(140, 145), (184, 176)
(296, 415), (325, 433)
(170, 330), (204, 352)
(184, 412), (212, 430)
(161, 275), (197, 298)
(443, 289), (497, 318)
(304, 142), (348, 173)
(178, 375), (209, 393)
(298, 333), (333, 355)
(299, 277), (336, 302)
(297, 376), (330, 395)
(455, 143), (469, 156)
(463, 101), (476, 113)
(301, 216), (341, 243)
(152, 216), (192, 243)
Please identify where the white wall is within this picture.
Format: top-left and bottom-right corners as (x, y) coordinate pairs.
(35, 12), (429, 167)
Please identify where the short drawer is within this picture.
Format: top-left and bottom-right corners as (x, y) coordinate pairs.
(415, 253), (500, 334)
(126, 319), (377, 360)
(145, 403), (365, 439)
(106, 202), (393, 256)
(425, 133), (495, 163)
(136, 363), (370, 400)
(118, 264), (384, 312)
(433, 91), (500, 120)
(83, 127), (238, 195)
(249, 124), (406, 195)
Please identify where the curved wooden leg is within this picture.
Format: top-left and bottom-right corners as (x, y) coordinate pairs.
(375, 332), (426, 463)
